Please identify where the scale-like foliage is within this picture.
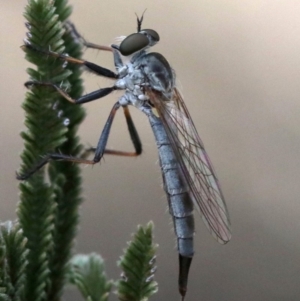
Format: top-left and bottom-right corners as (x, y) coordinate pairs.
(68, 254), (112, 301)
(117, 222), (158, 301)
(17, 1), (84, 301)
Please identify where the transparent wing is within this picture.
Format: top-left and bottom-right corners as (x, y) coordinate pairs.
(147, 88), (231, 244)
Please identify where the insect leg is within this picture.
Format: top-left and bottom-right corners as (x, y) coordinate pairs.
(22, 43), (118, 79)
(86, 105), (142, 157)
(25, 81), (117, 105)
(122, 105), (142, 155)
(16, 153), (95, 181)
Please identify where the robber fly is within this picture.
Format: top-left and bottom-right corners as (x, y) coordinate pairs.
(17, 14), (231, 300)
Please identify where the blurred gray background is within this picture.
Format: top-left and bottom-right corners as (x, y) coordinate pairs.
(1, 0), (300, 300)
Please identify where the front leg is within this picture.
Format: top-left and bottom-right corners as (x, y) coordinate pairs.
(22, 42), (118, 79)
(64, 21), (125, 72)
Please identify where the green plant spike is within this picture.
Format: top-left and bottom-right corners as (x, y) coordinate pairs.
(17, 1), (85, 301)
(0, 222), (28, 301)
(117, 222), (158, 301)
(68, 254), (112, 301)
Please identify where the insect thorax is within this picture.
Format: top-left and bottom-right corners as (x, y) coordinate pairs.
(116, 51), (174, 108)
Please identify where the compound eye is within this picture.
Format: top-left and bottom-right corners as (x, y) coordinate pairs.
(119, 33), (149, 56)
(140, 29), (160, 42)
